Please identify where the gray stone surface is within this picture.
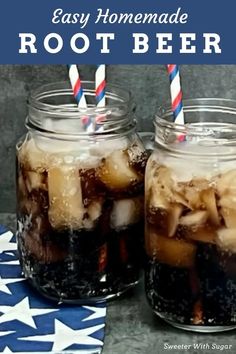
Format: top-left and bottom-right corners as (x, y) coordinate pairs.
(1, 65), (236, 212)
(1, 213), (236, 354)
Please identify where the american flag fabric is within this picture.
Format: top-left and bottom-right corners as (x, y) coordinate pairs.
(0, 226), (106, 354)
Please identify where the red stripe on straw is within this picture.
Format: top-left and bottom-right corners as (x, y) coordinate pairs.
(73, 78), (81, 96)
(96, 115), (106, 124)
(96, 80), (106, 97)
(172, 91), (183, 111)
(167, 64), (176, 74)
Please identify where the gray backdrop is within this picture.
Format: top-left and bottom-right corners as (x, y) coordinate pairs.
(1, 64), (236, 212)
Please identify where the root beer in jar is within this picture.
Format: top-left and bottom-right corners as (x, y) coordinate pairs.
(16, 81), (147, 303)
(145, 99), (236, 332)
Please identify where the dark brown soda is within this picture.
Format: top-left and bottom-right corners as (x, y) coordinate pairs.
(145, 196), (236, 326)
(16, 144), (147, 302)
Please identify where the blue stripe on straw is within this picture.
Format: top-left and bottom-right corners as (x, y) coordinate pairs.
(169, 65), (178, 83)
(96, 91), (105, 104)
(75, 89), (83, 103)
(173, 101), (183, 120)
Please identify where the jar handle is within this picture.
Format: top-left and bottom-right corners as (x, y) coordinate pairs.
(137, 132), (155, 152)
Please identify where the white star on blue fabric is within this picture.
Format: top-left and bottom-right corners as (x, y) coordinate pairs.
(0, 297), (59, 328)
(0, 227), (106, 353)
(0, 259), (20, 265)
(2, 347), (101, 354)
(2, 347), (13, 353)
(0, 232), (17, 252)
(0, 276), (25, 294)
(19, 319), (105, 351)
(82, 306), (106, 321)
(0, 331), (15, 337)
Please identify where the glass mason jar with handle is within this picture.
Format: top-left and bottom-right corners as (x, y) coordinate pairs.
(145, 99), (236, 332)
(16, 81), (148, 303)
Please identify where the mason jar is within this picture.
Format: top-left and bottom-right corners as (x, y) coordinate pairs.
(145, 98), (236, 332)
(16, 81), (148, 303)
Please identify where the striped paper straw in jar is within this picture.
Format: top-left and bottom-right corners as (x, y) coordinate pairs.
(68, 65), (94, 132)
(68, 64), (87, 109)
(166, 64), (185, 125)
(95, 65), (106, 107)
(95, 65), (106, 132)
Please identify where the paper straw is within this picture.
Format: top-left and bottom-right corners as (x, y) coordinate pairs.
(95, 65), (106, 107)
(95, 65), (106, 132)
(166, 64), (185, 125)
(68, 64), (94, 132)
(68, 64), (87, 109)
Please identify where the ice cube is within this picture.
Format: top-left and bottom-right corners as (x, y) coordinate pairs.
(25, 171), (47, 192)
(110, 197), (143, 229)
(98, 149), (141, 190)
(149, 185), (170, 210)
(178, 178), (209, 209)
(127, 142), (147, 173)
(217, 228), (236, 253)
(186, 226), (216, 244)
(19, 139), (49, 172)
(90, 138), (129, 158)
(168, 204), (183, 237)
(180, 210), (208, 227)
(83, 199), (103, 230)
(43, 117), (86, 135)
(147, 231), (196, 268)
(148, 165), (174, 209)
(48, 165), (84, 229)
(220, 207), (236, 228)
(172, 191), (190, 208)
(201, 188), (220, 226)
(19, 137), (88, 172)
(219, 194), (236, 209)
(127, 142), (144, 162)
(18, 174), (27, 197)
(35, 135), (86, 154)
(87, 199), (103, 221)
(79, 168), (105, 203)
(157, 152), (209, 182)
(79, 155), (101, 169)
(180, 185), (201, 209)
(219, 193), (236, 228)
(216, 169), (236, 196)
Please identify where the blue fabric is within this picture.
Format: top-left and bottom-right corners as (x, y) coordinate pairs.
(0, 227), (106, 353)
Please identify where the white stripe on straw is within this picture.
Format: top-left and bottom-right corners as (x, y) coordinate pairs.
(68, 64), (87, 109)
(95, 64), (106, 107)
(167, 64), (185, 125)
(68, 65), (94, 132)
(94, 65), (106, 132)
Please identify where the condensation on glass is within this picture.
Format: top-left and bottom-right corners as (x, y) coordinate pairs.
(145, 99), (236, 332)
(16, 81), (147, 303)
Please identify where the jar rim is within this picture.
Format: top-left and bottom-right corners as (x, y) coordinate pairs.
(156, 98), (236, 125)
(28, 80), (132, 115)
(154, 98), (236, 159)
(26, 81), (136, 138)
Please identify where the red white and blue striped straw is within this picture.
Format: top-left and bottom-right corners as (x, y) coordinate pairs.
(95, 65), (106, 132)
(95, 65), (106, 107)
(166, 64), (185, 125)
(68, 65), (95, 132)
(68, 64), (87, 109)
